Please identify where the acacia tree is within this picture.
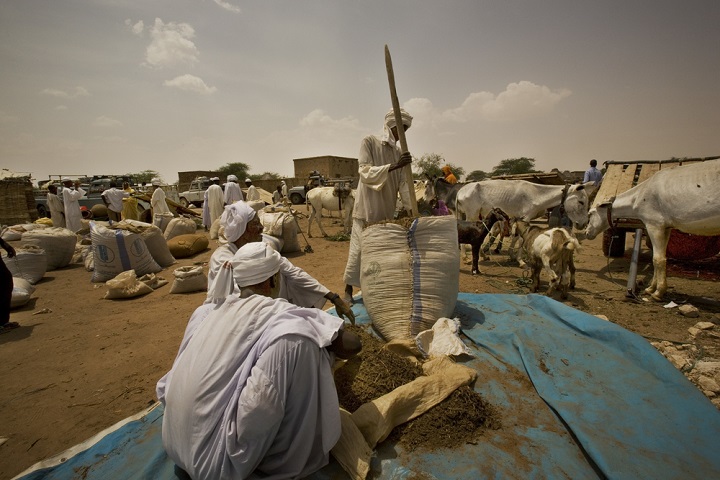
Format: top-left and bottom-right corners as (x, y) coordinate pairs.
(466, 170), (488, 182)
(126, 170), (160, 184)
(414, 153), (465, 180)
(217, 162), (251, 180)
(490, 157), (539, 177)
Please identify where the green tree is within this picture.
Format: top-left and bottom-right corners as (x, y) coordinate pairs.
(217, 162), (251, 180)
(126, 170), (160, 184)
(253, 172), (282, 180)
(414, 153), (465, 180)
(490, 157), (539, 177)
(466, 170), (488, 182)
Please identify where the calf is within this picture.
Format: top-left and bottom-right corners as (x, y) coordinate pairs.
(515, 221), (580, 299)
(456, 209), (503, 275)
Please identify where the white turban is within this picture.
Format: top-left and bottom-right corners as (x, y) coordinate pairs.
(220, 201), (257, 243)
(61, 177), (72, 183)
(384, 108), (413, 129)
(227, 174), (238, 182)
(151, 178), (161, 186)
(245, 178), (252, 183)
(207, 242), (282, 303)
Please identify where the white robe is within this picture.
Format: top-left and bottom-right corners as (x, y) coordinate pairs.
(151, 188), (171, 215)
(203, 185), (225, 228)
(101, 187), (129, 213)
(205, 242), (329, 308)
(344, 134), (410, 286)
(224, 181), (243, 204)
(157, 296), (342, 480)
(47, 192), (65, 228)
(245, 185), (260, 201)
(60, 186), (85, 233)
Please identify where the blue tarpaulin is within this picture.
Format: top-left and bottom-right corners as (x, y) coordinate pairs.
(15, 294), (720, 480)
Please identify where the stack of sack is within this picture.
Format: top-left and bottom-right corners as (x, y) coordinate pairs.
(2, 245), (47, 284)
(257, 209), (300, 253)
(89, 222), (162, 282)
(22, 227), (77, 271)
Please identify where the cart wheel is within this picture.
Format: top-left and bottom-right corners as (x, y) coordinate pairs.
(602, 229), (627, 257)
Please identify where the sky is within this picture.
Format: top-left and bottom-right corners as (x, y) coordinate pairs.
(1, 0), (718, 185)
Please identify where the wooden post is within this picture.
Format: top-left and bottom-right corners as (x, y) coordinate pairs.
(385, 45), (419, 217)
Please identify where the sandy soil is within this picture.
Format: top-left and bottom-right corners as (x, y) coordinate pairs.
(1, 205), (719, 479)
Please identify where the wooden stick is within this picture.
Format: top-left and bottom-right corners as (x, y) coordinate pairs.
(385, 45), (419, 216)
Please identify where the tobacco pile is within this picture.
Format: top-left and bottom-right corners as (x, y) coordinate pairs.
(334, 325), (501, 451)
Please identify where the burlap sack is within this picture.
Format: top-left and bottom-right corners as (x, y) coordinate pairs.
(115, 220), (176, 267)
(360, 216), (459, 341)
(258, 211), (299, 253)
(167, 234), (209, 258)
(11, 277), (36, 308)
(104, 270), (154, 299)
(22, 227), (77, 271)
(152, 212), (175, 233)
(169, 265), (207, 294)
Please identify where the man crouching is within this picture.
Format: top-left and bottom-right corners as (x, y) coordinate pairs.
(157, 242), (360, 479)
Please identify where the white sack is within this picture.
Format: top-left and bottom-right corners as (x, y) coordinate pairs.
(90, 222), (162, 283)
(360, 215), (459, 341)
(115, 219), (176, 267)
(2, 246), (47, 284)
(22, 227), (77, 270)
(153, 212), (175, 233)
(415, 317), (472, 358)
(169, 265), (207, 294)
(11, 277), (36, 308)
(258, 211), (300, 253)
(104, 270), (154, 299)
(163, 217), (197, 240)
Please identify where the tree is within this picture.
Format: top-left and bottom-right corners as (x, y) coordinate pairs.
(490, 157), (539, 177)
(217, 162), (251, 180)
(414, 153), (465, 180)
(126, 170), (160, 184)
(466, 170), (488, 182)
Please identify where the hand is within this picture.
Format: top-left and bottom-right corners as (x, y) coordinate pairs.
(4, 244), (15, 258)
(331, 296), (356, 325)
(390, 152), (413, 172)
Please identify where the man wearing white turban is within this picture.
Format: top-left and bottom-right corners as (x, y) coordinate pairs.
(59, 177), (85, 233)
(150, 178), (172, 216)
(223, 174), (243, 205)
(202, 177), (225, 230)
(342, 107), (414, 303)
(244, 178), (260, 201)
(206, 201), (355, 323)
(157, 241), (361, 480)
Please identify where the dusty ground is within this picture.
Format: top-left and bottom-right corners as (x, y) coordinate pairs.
(1, 205), (719, 479)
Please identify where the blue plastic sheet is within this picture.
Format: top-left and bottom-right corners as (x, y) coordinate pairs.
(15, 294), (720, 480)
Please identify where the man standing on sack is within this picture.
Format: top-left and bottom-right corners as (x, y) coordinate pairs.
(342, 107), (414, 304)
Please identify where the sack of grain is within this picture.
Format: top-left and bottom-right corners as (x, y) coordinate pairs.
(167, 234), (209, 258)
(258, 211), (299, 253)
(11, 277), (36, 309)
(90, 203), (108, 219)
(104, 270), (154, 299)
(164, 217), (196, 240)
(262, 233), (284, 252)
(22, 227), (77, 270)
(115, 219), (176, 268)
(209, 217), (222, 240)
(360, 215), (459, 341)
(2, 245), (47, 284)
(90, 222), (162, 283)
(153, 212), (175, 233)
(169, 265), (208, 294)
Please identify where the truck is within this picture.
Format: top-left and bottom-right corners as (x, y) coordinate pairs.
(287, 172), (356, 204)
(178, 176), (212, 208)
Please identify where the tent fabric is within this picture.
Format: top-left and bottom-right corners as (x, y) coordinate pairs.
(14, 294), (720, 480)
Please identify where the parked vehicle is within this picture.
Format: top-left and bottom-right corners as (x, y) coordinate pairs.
(178, 177), (212, 208)
(288, 174), (356, 205)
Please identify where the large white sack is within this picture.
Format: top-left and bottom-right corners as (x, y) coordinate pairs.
(2, 245), (47, 284)
(164, 217), (196, 240)
(104, 270), (154, 300)
(258, 211), (300, 253)
(90, 222), (162, 283)
(115, 219), (176, 268)
(21, 227), (77, 271)
(169, 265), (207, 294)
(11, 277), (36, 308)
(360, 215), (459, 341)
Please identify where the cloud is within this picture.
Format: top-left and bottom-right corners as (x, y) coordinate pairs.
(144, 18), (199, 68)
(442, 81), (571, 122)
(125, 19), (144, 36)
(0, 111), (19, 123)
(213, 0), (241, 13)
(93, 116), (124, 127)
(299, 109), (363, 132)
(163, 74), (217, 94)
(40, 86), (90, 99)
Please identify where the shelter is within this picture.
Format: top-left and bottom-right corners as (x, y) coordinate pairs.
(0, 170), (37, 226)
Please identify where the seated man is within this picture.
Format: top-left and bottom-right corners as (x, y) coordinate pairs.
(206, 201), (355, 324)
(157, 242), (361, 480)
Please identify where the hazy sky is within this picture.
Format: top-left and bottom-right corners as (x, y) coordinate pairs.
(2, 0), (718, 184)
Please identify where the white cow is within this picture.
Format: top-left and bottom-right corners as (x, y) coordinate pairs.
(306, 186), (355, 238)
(425, 178), (593, 258)
(585, 160), (720, 301)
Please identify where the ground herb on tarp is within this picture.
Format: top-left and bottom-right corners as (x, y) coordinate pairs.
(334, 325), (501, 451)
